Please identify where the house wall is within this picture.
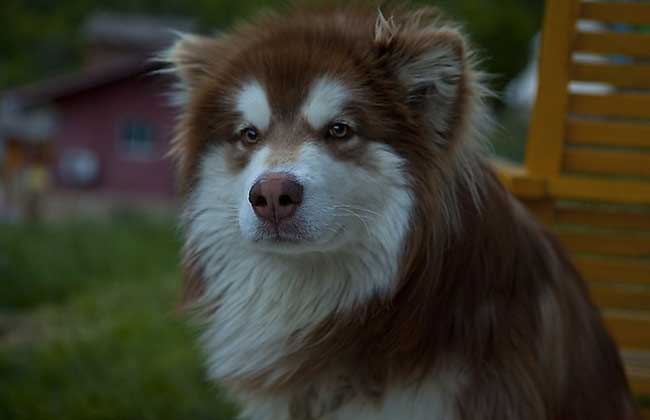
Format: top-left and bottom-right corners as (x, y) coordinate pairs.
(54, 74), (176, 198)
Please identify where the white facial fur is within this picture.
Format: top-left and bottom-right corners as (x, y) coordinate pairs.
(236, 142), (407, 253)
(236, 80), (271, 131)
(301, 77), (351, 129)
(184, 142), (413, 380)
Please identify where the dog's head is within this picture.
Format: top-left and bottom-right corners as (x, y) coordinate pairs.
(165, 6), (483, 262)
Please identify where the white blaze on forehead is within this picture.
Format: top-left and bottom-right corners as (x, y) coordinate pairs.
(301, 77), (350, 129)
(235, 81), (271, 130)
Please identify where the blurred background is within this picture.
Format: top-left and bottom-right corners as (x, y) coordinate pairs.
(0, 1), (543, 419)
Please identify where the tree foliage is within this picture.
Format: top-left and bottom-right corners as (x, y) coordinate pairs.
(0, 0), (544, 93)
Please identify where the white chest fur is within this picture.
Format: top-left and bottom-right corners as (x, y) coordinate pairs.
(236, 374), (462, 420)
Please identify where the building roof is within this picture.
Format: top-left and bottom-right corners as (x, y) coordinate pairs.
(1, 58), (157, 108)
(0, 11), (194, 142)
(1, 11), (197, 107)
(0, 59), (162, 143)
(83, 12), (196, 51)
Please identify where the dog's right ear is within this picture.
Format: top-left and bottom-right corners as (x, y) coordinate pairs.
(159, 33), (222, 98)
(373, 8), (468, 139)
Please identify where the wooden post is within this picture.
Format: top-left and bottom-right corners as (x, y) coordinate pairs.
(525, 0), (581, 178)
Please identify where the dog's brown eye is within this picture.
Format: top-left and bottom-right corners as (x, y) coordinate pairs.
(328, 122), (351, 140)
(240, 126), (259, 144)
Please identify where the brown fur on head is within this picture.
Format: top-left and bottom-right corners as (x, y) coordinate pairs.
(164, 4), (486, 192)
(163, 4), (638, 420)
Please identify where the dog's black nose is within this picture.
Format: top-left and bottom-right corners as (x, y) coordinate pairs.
(249, 173), (303, 223)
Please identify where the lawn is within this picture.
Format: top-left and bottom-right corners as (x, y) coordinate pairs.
(2, 204), (647, 419)
(0, 215), (238, 420)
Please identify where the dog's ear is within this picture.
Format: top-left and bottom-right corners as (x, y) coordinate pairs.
(159, 33), (222, 101)
(374, 10), (466, 134)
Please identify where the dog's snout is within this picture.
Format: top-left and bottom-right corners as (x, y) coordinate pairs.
(249, 173), (303, 223)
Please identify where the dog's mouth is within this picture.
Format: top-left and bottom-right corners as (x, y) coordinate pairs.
(256, 231), (303, 244)
(253, 220), (307, 244)
(251, 221), (347, 254)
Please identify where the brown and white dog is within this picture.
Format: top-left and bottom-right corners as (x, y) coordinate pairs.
(163, 4), (639, 420)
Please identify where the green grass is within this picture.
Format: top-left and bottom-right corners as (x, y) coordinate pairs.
(1, 199), (646, 417)
(0, 215), (238, 420)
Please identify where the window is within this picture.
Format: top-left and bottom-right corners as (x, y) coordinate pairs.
(118, 119), (155, 159)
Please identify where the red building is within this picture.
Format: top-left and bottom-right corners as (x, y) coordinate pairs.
(44, 60), (175, 198)
(0, 13), (195, 218)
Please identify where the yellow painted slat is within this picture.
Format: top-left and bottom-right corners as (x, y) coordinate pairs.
(557, 231), (650, 257)
(571, 62), (650, 88)
(556, 206), (650, 230)
(575, 257), (650, 285)
(642, 408), (650, 420)
(590, 286), (650, 311)
(492, 160), (548, 199)
(567, 119), (650, 148)
(622, 350), (650, 396)
(574, 32), (650, 58)
(605, 314), (650, 349)
(579, 258), (650, 285)
(570, 93), (650, 119)
(563, 148), (650, 177)
(525, 0), (580, 177)
(549, 177), (650, 204)
(522, 199), (556, 226)
(580, 2), (650, 25)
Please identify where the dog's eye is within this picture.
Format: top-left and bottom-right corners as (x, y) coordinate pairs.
(240, 126), (259, 144)
(328, 122), (352, 140)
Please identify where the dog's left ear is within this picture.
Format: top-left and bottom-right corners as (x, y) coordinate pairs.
(374, 12), (466, 134)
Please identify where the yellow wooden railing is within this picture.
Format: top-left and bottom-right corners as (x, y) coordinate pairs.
(492, 1), (650, 415)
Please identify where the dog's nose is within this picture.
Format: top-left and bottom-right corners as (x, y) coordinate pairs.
(249, 173), (303, 223)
